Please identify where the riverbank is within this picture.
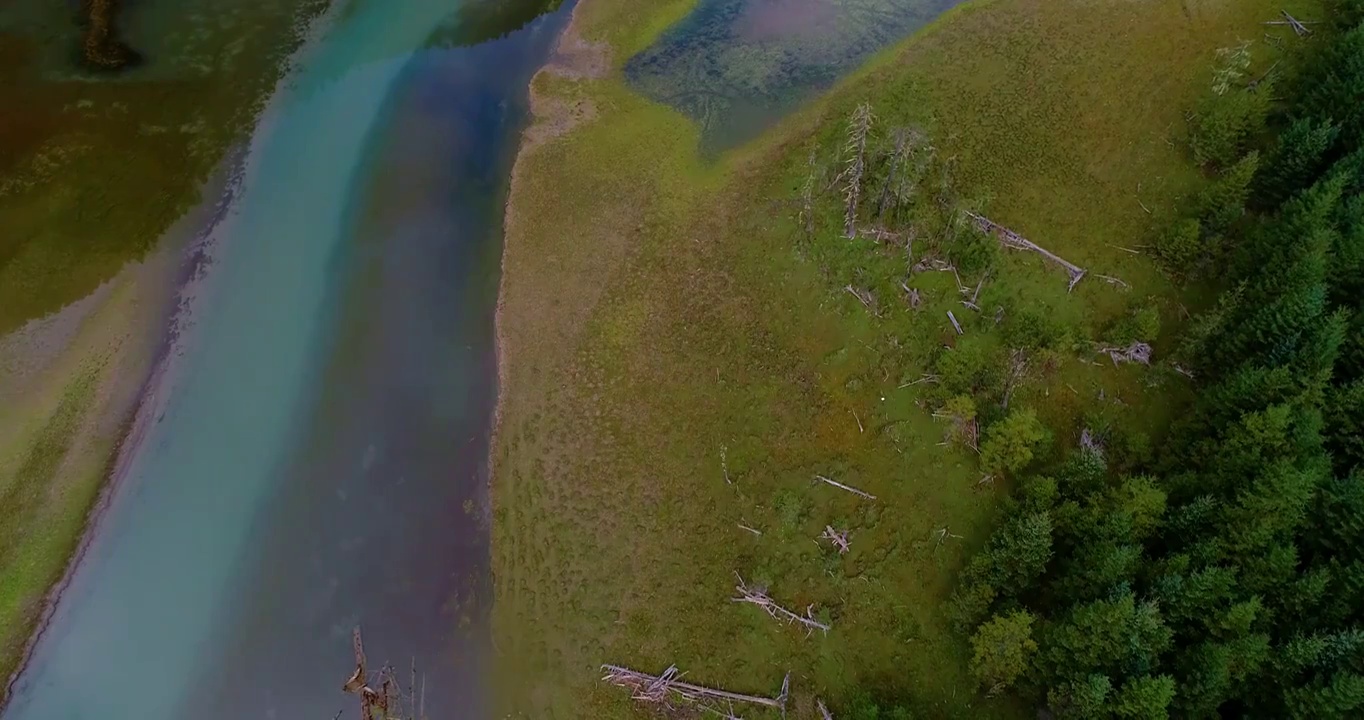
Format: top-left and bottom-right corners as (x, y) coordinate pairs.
(491, 0), (1313, 716)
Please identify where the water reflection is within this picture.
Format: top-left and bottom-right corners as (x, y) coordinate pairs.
(625, 0), (962, 152)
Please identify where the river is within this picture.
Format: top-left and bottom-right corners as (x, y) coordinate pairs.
(2, 0), (565, 718)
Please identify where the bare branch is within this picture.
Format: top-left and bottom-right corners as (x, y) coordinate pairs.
(738, 523), (763, 536)
(815, 474), (877, 500)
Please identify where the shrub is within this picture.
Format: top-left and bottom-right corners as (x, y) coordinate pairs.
(970, 610), (1038, 692)
(980, 408), (1050, 476)
(1155, 218), (1204, 271)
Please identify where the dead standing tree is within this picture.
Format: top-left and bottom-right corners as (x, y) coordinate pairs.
(964, 211), (1088, 291)
(733, 573), (832, 636)
(843, 103), (875, 238)
(342, 628), (425, 720)
(601, 664), (791, 717)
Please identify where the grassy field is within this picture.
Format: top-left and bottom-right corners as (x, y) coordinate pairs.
(491, 0), (1319, 717)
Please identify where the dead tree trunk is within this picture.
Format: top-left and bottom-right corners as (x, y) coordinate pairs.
(843, 104), (875, 238)
(733, 573), (831, 635)
(815, 474), (877, 500)
(601, 664), (790, 715)
(965, 211), (1087, 291)
(819, 699), (836, 720)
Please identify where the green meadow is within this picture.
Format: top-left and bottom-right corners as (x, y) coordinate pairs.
(491, 0), (1320, 717)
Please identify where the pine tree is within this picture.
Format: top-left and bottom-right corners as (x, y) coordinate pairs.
(1038, 592), (1172, 686)
(1256, 118), (1340, 208)
(1301, 24), (1364, 149)
(1199, 151), (1259, 234)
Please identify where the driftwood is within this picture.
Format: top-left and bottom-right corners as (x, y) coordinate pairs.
(821, 525), (851, 554)
(601, 664), (791, 715)
(965, 211), (1087, 291)
(733, 573), (831, 635)
(815, 474), (877, 500)
(1098, 341), (1152, 366)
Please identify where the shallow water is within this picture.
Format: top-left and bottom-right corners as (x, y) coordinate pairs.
(625, 0), (964, 152)
(1, 0), (564, 718)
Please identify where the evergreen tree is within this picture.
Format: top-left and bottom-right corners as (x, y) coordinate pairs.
(1037, 592), (1171, 687)
(1256, 118), (1340, 208)
(1198, 151), (1259, 234)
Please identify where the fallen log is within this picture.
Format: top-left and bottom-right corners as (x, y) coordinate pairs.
(965, 211), (1087, 291)
(601, 663), (791, 714)
(815, 474), (877, 500)
(734, 573), (831, 635)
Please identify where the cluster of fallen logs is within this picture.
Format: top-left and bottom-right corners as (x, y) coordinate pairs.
(601, 665), (791, 718)
(604, 473), (879, 714)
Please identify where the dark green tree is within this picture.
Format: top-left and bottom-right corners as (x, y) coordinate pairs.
(1256, 118), (1340, 208)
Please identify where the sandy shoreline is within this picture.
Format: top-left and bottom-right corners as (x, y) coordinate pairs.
(490, 0), (607, 482)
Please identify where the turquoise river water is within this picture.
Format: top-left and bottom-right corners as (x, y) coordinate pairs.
(3, 0), (565, 717)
